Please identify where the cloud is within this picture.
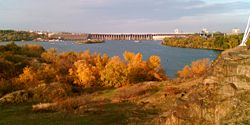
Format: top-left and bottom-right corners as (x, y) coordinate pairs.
(0, 0), (249, 32)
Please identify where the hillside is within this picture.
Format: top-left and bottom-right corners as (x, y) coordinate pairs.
(150, 46), (250, 124)
(0, 46), (250, 125)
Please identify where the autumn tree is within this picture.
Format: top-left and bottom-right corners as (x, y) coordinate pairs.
(177, 58), (210, 79)
(100, 56), (128, 87)
(146, 55), (167, 81)
(70, 60), (100, 87)
(17, 67), (39, 88)
(124, 52), (148, 83)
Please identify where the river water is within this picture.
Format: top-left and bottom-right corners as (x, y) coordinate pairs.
(0, 40), (221, 78)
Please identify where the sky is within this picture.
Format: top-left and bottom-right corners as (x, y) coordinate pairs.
(0, 0), (250, 33)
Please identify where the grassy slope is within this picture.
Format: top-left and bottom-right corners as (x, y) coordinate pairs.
(0, 83), (164, 125)
(0, 103), (154, 125)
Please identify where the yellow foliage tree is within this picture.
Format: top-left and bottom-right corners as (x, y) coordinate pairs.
(177, 58), (210, 79)
(125, 52), (148, 83)
(70, 60), (99, 87)
(18, 67), (39, 88)
(100, 56), (128, 87)
(147, 56), (167, 81)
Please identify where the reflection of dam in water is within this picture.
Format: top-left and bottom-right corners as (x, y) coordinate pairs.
(49, 33), (194, 41)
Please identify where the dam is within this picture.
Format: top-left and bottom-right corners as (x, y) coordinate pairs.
(49, 33), (194, 41)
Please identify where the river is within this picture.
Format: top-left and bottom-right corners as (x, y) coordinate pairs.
(0, 40), (221, 78)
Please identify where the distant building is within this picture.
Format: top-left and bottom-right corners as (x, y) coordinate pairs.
(231, 28), (241, 35)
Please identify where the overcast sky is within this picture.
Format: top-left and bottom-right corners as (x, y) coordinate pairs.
(0, 0), (250, 33)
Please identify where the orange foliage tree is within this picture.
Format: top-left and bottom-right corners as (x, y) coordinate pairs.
(69, 50), (110, 87)
(177, 58), (210, 79)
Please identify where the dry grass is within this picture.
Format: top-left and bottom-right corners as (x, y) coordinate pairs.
(32, 94), (111, 113)
(115, 83), (159, 101)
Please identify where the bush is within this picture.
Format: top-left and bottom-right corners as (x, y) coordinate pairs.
(31, 82), (71, 102)
(70, 60), (100, 87)
(17, 67), (40, 88)
(100, 56), (128, 87)
(21, 44), (45, 57)
(178, 58), (210, 79)
(177, 65), (192, 79)
(191, 58), (210, 76)
(41, 48), (57, 63)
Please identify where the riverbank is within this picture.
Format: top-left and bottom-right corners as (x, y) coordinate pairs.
(0, 30), (48, 42)
(162, 41), (224, 51)
(161, 35), (249, 51)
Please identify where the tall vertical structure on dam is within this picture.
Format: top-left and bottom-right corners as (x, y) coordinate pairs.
(240, 16), (250, 46)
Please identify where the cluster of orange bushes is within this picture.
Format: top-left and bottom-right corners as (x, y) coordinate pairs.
(69, 51), (167, 87)
(177, 58), (210, 79)
(11, 47), (166, 89)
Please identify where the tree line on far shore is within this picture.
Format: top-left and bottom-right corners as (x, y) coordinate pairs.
(0, 30), (47, 41)
(162, 34), (250, 50)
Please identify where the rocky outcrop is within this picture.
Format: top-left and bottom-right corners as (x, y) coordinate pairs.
(158, 46), (250, 125)
(0, 90), (31, 104)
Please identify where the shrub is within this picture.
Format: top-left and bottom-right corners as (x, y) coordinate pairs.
(124, 52), (167, 83)
(100, 56), (128, 87)
(0, 58), (16, 78)
(41, 48), (57, 63)
(177, 58), (210, 79)
(21, 44), (45, 57)
(177, 65), (192, 79)
(146, 56), (167, 81)
(17, 67), (40, 88)
(191, 58), (210, 76)
(31, 82), (71, 102)
(70, 60), (100, 87)
(125, 52), (148, 83)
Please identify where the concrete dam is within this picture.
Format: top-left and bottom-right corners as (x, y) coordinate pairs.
(49, 33), (193, 41)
